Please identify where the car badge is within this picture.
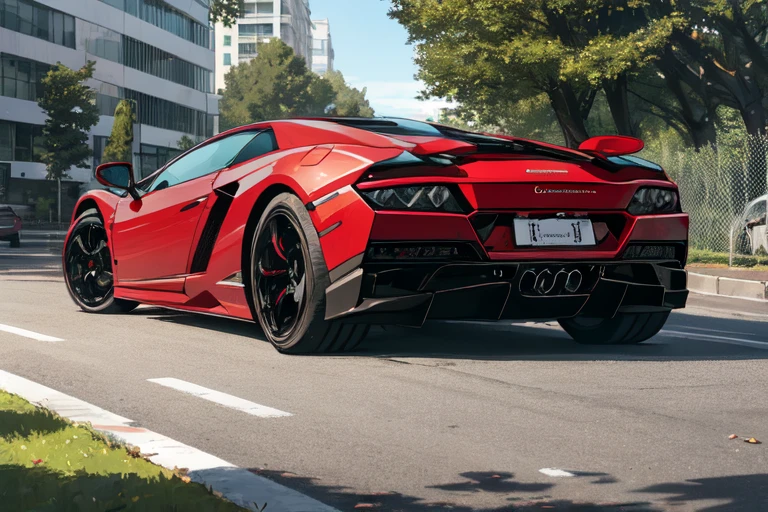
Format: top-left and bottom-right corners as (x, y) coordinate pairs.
(526, 169), (569, 174)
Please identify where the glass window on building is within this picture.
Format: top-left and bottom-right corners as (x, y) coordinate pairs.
(223, 53), (231, 66)
(256, 1), (274, 14)
(0, 121), (13, 161)
(0, 120), (43, 162)
(223, 35), (231, 46)
(0, 54), (52, 101)
(0, 0), (76, 49)
(239, 23), (273, 37)
(122, 36), (212, 93)
(312, 38), (327, 57)
(100, 0), (210, 49)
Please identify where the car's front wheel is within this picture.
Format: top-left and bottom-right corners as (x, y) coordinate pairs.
(558, 312), (669, 345)
(248, 193), (368, 354)
(64, 209), (138, 314)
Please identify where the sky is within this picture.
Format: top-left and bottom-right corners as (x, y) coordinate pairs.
(309, 0), (450, 120)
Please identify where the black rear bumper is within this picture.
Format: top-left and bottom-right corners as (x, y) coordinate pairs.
(325, 260), (688, 326)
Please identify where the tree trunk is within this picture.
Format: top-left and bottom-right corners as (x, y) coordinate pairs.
(547, 82), (590, 148)
(603, 74), (635, 136)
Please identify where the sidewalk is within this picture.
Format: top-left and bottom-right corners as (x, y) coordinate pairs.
(687, 265), (768, 301)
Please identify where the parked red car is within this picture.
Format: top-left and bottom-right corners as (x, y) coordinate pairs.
(0, 206), (21, 248)
(63, 118), (689, 353)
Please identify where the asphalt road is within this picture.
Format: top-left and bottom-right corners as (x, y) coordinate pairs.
(2, 234), (768, 511)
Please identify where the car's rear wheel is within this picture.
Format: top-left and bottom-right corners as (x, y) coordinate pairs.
(558, 312), (669, 345)
(9, 233), (20, 248)
(249, 193), (368, 354)
(64, 209), (138, 314)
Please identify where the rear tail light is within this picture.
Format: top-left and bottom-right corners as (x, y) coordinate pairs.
(360, 185), (469, 213)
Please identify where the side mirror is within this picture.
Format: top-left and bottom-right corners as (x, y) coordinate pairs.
(95, 162), (140, 200)
(578, 135), (644, 156)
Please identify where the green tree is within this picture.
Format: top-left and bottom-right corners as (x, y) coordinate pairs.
(177, 135), (196, 151)
(209, 0), (244, 26)
(219, 39), (335, 129)
(324, 70), (375, 117)
(38, 61), (99, 180)
(102, 99), (135, 164)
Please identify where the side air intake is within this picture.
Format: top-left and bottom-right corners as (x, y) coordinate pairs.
(190, 182), (239, 273)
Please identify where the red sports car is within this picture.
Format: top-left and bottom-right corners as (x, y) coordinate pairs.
(63, 118), (688, 353)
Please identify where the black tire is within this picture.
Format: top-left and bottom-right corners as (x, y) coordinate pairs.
(64, 208), (138, 314)
(9, 233), (20, 248)
(558, 312), (669, 345)
(248, 193), (368, 354)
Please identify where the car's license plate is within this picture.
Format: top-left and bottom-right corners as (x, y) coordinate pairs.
(513, 218), (596, 247)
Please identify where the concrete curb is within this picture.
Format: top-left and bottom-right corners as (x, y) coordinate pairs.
(687, 271), (768, 301)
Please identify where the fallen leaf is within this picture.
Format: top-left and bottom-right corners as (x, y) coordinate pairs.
(131, 496), (140, 503)
(280, 472), (297, 478)
(181, 476), (191, 484)
(354, 504), (377, 509)
(745, 438), (762, 444)
(729, 434), (738, 440)
(491, 474), (502, 479)
(32, 459), (43, 465)
(213, 491), (223, 498)
(20, 445), (27, 451)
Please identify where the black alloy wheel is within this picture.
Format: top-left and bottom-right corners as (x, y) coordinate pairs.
(64, 209), (138, 314)
(252, 210), (309, 344)
(248, 193), (370, 354)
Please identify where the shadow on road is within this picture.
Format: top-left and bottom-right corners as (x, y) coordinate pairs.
(145, 307), (768, 362)
(248, 467), (768, 511)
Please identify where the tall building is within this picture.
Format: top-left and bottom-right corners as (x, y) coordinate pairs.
(310, 19), (333, 75)
(214, 0), (312, 93)
(0, 0), (218, 212)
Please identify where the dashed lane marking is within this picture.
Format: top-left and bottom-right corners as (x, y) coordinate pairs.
(147, 377), (292, 418)
(539, 468), (576, 477)
(0, 323), (63, 342)
(0, 370), (334, 512)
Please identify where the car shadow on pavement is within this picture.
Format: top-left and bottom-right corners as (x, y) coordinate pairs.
(145, 308), (768, 362)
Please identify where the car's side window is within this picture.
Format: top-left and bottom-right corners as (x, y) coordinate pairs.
(745, 201), (767, 222)
(230, 130), (278, 167)
(148, 132), (259, 193)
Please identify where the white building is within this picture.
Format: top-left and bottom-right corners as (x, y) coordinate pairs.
(310, 19), (333, 75)
(0, 0), (218, 212)
(214, 0), (312, 93)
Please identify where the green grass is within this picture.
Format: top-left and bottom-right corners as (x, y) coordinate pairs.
(688, 248), (768, 270)
(0, 390), (246, 511)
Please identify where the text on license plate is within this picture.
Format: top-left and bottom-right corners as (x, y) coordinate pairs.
(513, 218), (596, 246)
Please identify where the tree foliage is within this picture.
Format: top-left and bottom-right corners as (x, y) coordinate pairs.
(38, 61), (99, 180)
(219, 40), (374, 130)
(102, 100), (134, 164)
(209, 0), (243, 27)
(177, 135), (196, 151)
(324, 70), (375, 117)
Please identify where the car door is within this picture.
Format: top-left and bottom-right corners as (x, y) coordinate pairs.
(112, 131), (260, 283)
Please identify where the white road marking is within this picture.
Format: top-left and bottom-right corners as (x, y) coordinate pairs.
(147, 378), (292, 418)
(661, 329), (768, 350)
(683, 326), (754, 336)
(539, 468), (576, 477)
(0, 323), (63, 342)
(0, 370), (334, 512)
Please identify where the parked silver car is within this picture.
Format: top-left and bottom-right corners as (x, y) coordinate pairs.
(735, 195), (767, 254)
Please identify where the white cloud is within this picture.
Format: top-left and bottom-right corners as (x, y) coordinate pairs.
(350, 79), (453, 121)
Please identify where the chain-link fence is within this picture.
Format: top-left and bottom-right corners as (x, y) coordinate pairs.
(640, 135), (768, 265)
